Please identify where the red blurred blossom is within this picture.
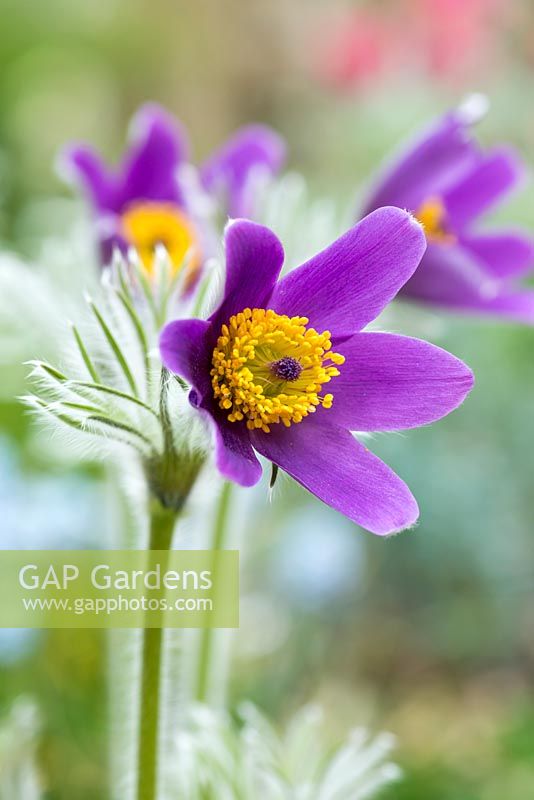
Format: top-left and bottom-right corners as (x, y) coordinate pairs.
(412, 0), (508, 82)
(314, 9), (393, 89)
(314, 0), (512, 90)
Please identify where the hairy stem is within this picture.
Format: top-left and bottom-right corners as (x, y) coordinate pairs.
(193, 480), (233, 704)
(136, 501), (176, 800)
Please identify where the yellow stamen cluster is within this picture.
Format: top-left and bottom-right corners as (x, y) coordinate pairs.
(415, 197), (456, 244)
(211, 308), (345, 433)
(121, 201), (201, 279)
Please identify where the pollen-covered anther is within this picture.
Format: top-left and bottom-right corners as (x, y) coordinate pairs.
(211, 308), (344, 432)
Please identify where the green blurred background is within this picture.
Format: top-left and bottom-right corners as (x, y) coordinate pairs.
(1, 0), (534, 797)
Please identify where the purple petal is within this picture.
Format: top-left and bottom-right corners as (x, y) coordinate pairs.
(474, 291), (534, 323)
(460, 231), (534, 280)
(159, 316), (262, 485)
(117, 104), (189, 209)
(251, 419), (419, 535)
(402, 244), (534, 323)
(96, 215), (128, 265)
(213, 220), (285, 325)
(402, 242), (496, 299)
(200, 124), (286, 217)
(319, 333), (473, 431)
(214, 418), (263, 487)
(59, 145), (117, 213)
(269, 207), (426, 338)
(443, 147), (524, 230)
(363, 112), (480, 214)
(159, 318), (212, 398)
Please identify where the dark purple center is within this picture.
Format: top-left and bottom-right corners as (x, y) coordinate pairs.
(270, 356), (302, 382)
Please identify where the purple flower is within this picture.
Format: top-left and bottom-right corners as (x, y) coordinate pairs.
(200, 124), (287, 218)
(159, 209), (473, 535)
(363, 105), (534, 322)
(60, 104), (285, 274)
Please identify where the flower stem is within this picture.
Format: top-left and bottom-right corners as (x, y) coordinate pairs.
(194, 480), (233, 704)
(136, 500), (176, 800)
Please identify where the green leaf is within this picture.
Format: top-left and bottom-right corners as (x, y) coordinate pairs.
(87, 414), (153, 450)
(68, 380), (159, 419)
(89, 300), (139, 397)
(116, 289), (150, 372)
(71, 323), (101, 382)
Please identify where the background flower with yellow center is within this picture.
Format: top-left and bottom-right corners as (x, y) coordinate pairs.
(160, 211), (474, 535)
(121, 201), (202, 279)
(59, 103), (286, 270)
(362, 102), (534, 321)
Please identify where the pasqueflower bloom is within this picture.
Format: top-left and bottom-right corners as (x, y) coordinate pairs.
(362, 104), (534, 322)
(60, 104), (285, 276)
(160, 209), (473, 535)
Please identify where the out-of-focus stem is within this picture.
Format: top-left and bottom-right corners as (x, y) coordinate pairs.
(193, 480), (233, 704)
(135, 500), (176, 800)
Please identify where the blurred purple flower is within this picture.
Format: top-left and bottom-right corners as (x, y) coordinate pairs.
(160, 209), (473, 535)
(363, 102), (534, 322)
(200, 124), (287, 218)
(59, 104), (285, 271)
